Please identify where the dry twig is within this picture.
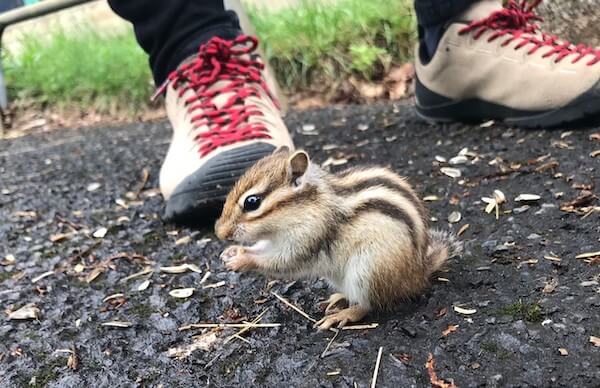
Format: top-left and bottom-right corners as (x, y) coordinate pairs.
(271, 291), (316, 323)
(371, 347), (384, 388)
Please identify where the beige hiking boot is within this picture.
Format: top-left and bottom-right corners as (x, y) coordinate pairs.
(415, 0), (600, 127)
(155, 35), (294, 222)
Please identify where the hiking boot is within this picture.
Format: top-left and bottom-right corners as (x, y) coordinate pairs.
(155, 35), (294, 223)
(415, 0), (600, 127)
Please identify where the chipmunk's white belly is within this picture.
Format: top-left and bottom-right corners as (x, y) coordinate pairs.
(331, 252), (373, 309)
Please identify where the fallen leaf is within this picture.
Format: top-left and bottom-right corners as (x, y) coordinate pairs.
(575, 251), (600, 259)
(551, 140), (571, 149)
(169, 288), (195, 298)
(535, 161), (559, 172)
(590, 133), (600, 142)
(558, 348), (568, 356)
(394, 353), (412, 363)
(590, 336), (600, 347)
(86, 182), (101, 192)
(349, 77), (385, 99)
(425, 353), (457, 388)
(293, 95), (327, 110)
(137, 279), (150, 291)
(572, 183), (593, 190)
(19, 118), (47, 132)
(515, 194), (541, 202)
(67, 350), (79, 370)
(386, 63), (414, 82)
(322, 156), (349, 167)
(160, 264), (202, 274)
(103, 293), (125, 303)
(457, 224), (470, 236)
(117, 216), (130, 224)
(442, 325), (458, 337)
(175, 236), (192, 246)
(167, 332), (219, 359)
(543, 255), (561, 262)
(8, 304), (40, 320)
(202, 281), (226, 289)
(423, 195), (441, 202)
(480, 120), (495, 128)
(483, 199), (497, 214)
(1, 254), (16, 265)
(590, 150), (600, 158)
(101, 321), (132, 328)
(31, 271), (54, 284)
(436, 307), (448, 318)
(115, 198), (128, 209)
(447, 211), (461, 224)
(440, 167), (461, 178)
(543, 278), (558, 294)
(92, 227), (108, 239)
(301, 123), (316, 132)
(453, 306), (477, 315)
(86, 267), (105, 283)
(385, 63), (415, 100)
(449, 155), (468, 165)
(13, 211), (37, 218)
(560, 191), (596, 211)
(388, 80), (408, 100)
(449, 195), (460, 205)
(50, 232), (74, 243)
(493, 190), (506, 204)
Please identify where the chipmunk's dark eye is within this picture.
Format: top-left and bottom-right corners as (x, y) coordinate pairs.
(243, 195), (262, 212)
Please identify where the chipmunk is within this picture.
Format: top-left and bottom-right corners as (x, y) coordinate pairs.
(215, 147), (461, 330)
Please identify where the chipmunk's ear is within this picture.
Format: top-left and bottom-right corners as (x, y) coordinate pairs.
(288, 150), (310, 184)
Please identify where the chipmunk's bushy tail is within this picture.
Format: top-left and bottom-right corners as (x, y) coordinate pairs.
(426, 229), (463, 276)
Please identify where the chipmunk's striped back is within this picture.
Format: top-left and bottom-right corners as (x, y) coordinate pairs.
(330, 166), (430, 259)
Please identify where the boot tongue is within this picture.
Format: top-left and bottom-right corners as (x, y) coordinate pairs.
(458, 0), (504, 22)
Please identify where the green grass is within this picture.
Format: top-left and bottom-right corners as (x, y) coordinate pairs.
(500, 300), (543, 322)
(3, 0), (416, 113)
(248, 0), (416, 89)
(4, 29), (151, 113)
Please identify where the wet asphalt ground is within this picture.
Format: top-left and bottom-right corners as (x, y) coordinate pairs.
(1, 102), (599, 387)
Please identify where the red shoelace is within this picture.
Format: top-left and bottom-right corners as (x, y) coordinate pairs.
(153, 35), (275, 156)
(459, 0), (600, 66)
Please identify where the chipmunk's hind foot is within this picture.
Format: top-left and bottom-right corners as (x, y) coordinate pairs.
(315, 304), (369, 330)
(318, 293), (348, 314)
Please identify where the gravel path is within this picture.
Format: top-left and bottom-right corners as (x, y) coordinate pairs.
(1, 103), (599, 387)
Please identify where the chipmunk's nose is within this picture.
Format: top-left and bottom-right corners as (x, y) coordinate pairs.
(214, 219), (233, 240)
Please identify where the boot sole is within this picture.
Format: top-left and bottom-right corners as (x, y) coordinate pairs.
(164, 142), (275, 225)
(415, 78), (600, 128)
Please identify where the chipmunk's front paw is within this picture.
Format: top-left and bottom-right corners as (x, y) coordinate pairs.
(220, 245), (245, 261)
(220, 245), (256, 272)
